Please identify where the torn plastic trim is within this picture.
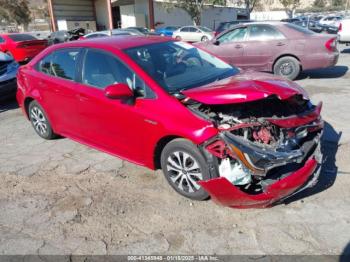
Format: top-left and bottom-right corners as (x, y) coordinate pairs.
(220, 130), (322, 176)
(266, 102), (322, 128)
(198, 157), (319, 208)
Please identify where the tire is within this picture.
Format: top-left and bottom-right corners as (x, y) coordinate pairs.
(160, 138), (214, 201)
(28, 100), (56, 140)
(175, 35), (182, 41)
(273, 56), (300, 80)
(201, 36), (209, 42)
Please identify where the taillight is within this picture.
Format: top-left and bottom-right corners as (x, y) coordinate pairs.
(325, 37), (337, 51)
(338, 23), (342, 32)
(214, 31), (219, 37)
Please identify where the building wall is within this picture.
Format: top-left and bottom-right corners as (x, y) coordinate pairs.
(52, 0), (95, 21)
(250, 11), (288, 21)
(95, 0), (109, 30)
(154, 3), (240, 30)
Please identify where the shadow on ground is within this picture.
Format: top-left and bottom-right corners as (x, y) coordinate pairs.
(283, 122), (341, 205)
(297, 66), (349, 80)
(0, 98), (18, 113)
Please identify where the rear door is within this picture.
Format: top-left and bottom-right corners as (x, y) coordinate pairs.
(244, 24), (288, 71)
(35, 48), (82, 135)
(207, 26), (248, 67)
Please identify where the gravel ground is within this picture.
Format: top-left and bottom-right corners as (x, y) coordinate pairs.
(0, 45), (350, 256)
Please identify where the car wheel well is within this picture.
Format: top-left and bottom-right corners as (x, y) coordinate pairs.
(154, 135), (181, 170)
(273, 54), (302, 71)
(24, 97), (35, 118)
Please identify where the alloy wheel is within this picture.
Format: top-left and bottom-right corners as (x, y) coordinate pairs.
(166, 151), (203, 193)
(30, 106), (48, 136)
(280, 62), (293, 76)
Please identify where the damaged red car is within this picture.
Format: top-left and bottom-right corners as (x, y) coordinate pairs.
(16, 37), (323, 208)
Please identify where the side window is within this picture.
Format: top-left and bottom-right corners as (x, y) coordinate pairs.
(0, 37), (5, 43)
(51, 49), (80, 80)
(188, 27), (198, 32)
(218, 27), (247, 43)
(248, 25), (285, 41)
(180, 27), (189, 32)
(81, 49), (154, 98)
(37, 53), (53, 75)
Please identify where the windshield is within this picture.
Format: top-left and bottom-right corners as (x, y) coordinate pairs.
(8, 34), (37, 42)
(124, 41), (239, 93)
(198, 26), (212, 32)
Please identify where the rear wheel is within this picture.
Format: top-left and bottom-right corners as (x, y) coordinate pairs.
(28, 100), (56, 140)
(273, 56), (300, 80)
(160, 138), (214, 200)
(175, 35), (182, 41)
(201, 35), (209, 42)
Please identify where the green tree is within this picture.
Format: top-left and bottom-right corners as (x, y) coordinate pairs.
(332, 0), (345, 7)
(279, 0), (301, 18)
(0, 0), (31, 31)
(313, 0), (327, 8)
(168, 0), (228, 25)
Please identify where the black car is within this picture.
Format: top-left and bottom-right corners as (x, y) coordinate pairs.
(215, 20), (254, 35)
(47, 28), (85, 45)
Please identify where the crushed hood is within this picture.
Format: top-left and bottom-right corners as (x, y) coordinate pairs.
(182, 71), (308, 105)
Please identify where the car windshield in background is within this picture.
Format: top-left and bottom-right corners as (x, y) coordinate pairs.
(124, 41), (239, 93)
(8, 34), (37, 42)
(198, 26), (212, 32)
(285, 23), (315, 35)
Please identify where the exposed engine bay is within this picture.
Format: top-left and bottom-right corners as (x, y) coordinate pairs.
(183, 94), (323, 196)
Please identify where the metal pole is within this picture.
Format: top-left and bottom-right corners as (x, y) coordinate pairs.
(148, 0), (155, 30)
(106, 0), (113, 30)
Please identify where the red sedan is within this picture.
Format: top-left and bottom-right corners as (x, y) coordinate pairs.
(195, 22), (339, 80)
(16, 36), (323, 208)
(0, 33), (48, 62)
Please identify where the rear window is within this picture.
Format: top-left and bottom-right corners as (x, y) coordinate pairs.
(8, 34), (37, 42)
(285, 23), (315, 35)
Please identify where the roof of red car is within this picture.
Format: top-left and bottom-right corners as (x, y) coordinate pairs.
(63, 35), (174, 50)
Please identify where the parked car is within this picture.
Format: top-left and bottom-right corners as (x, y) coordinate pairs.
(338, 19), (350, 45)
(0, 33), (48, 63)
(0, 51), (19, 101)
(215, 20), (254, 36)
(173, 26), (214, 42)
(48, 28), (85, 45)
(79, 29), (139, 40)
(195, 22), (339, 80)
(16, 36), (323, 208)
(318, 15), (343, 27)
(155, 26), (180, 36)
(126, 27), (157, 35)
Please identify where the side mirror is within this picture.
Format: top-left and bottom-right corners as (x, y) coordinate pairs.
(213, 40), (220, 46)
(105, 83), (134, 99)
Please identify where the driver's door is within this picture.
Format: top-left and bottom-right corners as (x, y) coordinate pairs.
(75, 48), (157, 162)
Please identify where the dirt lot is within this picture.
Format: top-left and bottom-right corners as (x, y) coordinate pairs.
(1, 45), (350, 257)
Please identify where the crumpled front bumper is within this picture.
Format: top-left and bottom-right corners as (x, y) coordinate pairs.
(198, 157), (320, 208)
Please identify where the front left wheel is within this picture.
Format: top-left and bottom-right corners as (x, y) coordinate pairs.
(29, 100), (56, 140)
(160, 138), (214, 201)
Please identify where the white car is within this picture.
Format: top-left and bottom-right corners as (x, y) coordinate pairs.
(172, 26), (214, 42)
(319, 15), (343, 27)
(338, 19), (350, 45)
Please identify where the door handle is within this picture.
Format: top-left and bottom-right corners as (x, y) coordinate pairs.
(276, 42), (285, 46)
(235, 44), (243, 49)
